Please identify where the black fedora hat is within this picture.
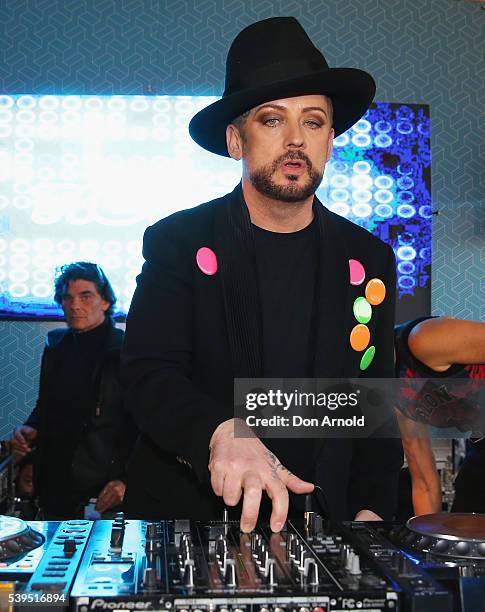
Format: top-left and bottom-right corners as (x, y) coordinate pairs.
(189, 17), (376, 157)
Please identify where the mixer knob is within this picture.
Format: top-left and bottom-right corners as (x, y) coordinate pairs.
(268, 559), (277, 586)
(225, 559), (237, 587)
(143, 566), (157, 589)
(297, 548), (306, 570)
(111, 525), (125, 550)
(146, 522), (158, 540)
(349, 554), (361, 576)
(183, 560), (195, 588)
(306, 559), (319, 586)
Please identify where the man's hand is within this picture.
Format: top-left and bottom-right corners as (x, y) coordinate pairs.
(354, 509), (382, 521)
(95, 480), (126, 513)
(11, 426), (38, 458)
(209, 418), (314, 533)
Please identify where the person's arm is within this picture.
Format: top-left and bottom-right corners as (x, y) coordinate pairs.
(396, 410), (441, 514)
(349, 245), (403, 520)
(409, 317), (485, 371)
(121, 220), (312, 531)
(11, 344), (49, 457)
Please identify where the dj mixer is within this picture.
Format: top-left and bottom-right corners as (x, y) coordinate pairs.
(0, 512), (484, 611)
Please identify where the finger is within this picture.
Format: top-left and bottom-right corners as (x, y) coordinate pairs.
(222, 474), (243, 507)
(281, 472), (315, 495)
(265, 478), (289, 533)
(240, 473), (263, 532)
(210, 465), (225, 497)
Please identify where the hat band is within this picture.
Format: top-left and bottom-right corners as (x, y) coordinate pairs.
(223, 58), (329, 97)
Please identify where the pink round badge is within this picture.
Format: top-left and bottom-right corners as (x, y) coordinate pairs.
(349, 259), (365, 286)
(196, 247), (218, 276)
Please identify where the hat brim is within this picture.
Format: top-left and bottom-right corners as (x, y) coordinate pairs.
(189, 68), (376, 156)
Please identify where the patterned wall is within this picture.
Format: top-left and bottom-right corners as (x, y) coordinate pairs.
(0, 0), (484, 435)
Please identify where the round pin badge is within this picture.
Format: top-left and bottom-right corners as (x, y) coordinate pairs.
(353, 297), (372, 324)
(360, 345), (376, 371)
(196, 247), (218, 275)
(349, 259), (365, 285)
(365, 278), (386, 305)
(350, 324), (370, 352)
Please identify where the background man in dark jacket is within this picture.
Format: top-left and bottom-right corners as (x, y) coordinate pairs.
(122, 17), (403, 531)
(12, 262), (136, 519)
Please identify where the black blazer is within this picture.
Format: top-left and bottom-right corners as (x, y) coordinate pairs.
(26, 320), (136, 505)
(121, 184), (403, 520)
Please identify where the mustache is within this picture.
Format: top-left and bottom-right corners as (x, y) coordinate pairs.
(271, 151), (313, 172)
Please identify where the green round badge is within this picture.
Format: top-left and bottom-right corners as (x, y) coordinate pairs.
(360, 345), (376, 371)
(353, 297), (372, 324)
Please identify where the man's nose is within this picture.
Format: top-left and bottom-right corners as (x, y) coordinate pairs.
(284, 121), (305, 149)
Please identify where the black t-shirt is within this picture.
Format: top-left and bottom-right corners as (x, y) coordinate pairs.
(254, 219), (317, 378)
(253, 219), (317, 487)
(394, 316), (485, 432)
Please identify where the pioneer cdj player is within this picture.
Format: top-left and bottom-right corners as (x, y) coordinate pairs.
(0, 511), (484, 611)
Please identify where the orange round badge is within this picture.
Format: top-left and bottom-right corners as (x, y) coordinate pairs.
(365, 278), (386, 305)
(350, 324), (370, 351)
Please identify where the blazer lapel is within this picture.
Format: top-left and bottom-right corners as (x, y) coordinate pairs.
(213, 184), (263, 378)
(312, 199), (353, 378)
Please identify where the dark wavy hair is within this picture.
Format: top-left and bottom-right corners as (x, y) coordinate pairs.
(54, 262), (117, 316)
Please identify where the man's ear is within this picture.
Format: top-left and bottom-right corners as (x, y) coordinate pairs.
(326, 128), (334, 163)
(226, 124), (243, 161)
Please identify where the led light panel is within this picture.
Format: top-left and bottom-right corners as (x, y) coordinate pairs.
(0, 95), (431, 320)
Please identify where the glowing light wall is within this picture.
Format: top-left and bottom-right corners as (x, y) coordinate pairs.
(0, 95), (430, 320)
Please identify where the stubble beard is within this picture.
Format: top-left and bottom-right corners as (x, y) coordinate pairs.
(248, 151), (323, 203)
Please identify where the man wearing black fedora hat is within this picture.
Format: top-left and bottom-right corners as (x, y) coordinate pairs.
(122, 17), (403, 530)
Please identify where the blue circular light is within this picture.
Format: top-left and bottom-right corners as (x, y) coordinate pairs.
(374, 204), (394, 218)
(333, 133), (349, 147)
(397, 163), (413, 175)
(399, 232), (415, 245)
(396, 121), (413, 134)
(419, 205), (432, 218)
(398, 261), (415, 275)
(374, 175), (394, 189)
(397, 204), (416, 218)
(351, 133), (371, 147)
(353, 119), (371, 133)
(398, 276), (416, 289)
(419, 247), (431, 262)
(396, 106), (415, 121)
(375, 120), (392, 133)
(397, 191), (415, 203)
(397, 246), (417, 261)
(332, 161), (348, 173)
(330, 189), (349, 201)
(374, 190), (393, 204)
(353, 161), (371, 174)
(374, 134), (393, 147)
(397, 176), (414, 190)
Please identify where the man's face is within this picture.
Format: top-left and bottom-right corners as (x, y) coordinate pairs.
(17, 463), (34, 497)
(61, 279), (109, 332)
(227, 94), (334, 203)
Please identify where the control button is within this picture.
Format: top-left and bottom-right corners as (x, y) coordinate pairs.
(42, 572), (66, 577)
(455, 541), (470, 555)
(183, 560), (195, 588)
(434, 539), (449, 553)
(143, 566), (157, 589)
(63, 539), (77, 556)
(225, 559), (236, 588)
(478, 543), (485, 556)
(110, 526), (124, 550)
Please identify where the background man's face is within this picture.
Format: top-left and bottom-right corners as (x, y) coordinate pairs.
(61, 279), (109, 332)
(230, 94), (334, 202)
